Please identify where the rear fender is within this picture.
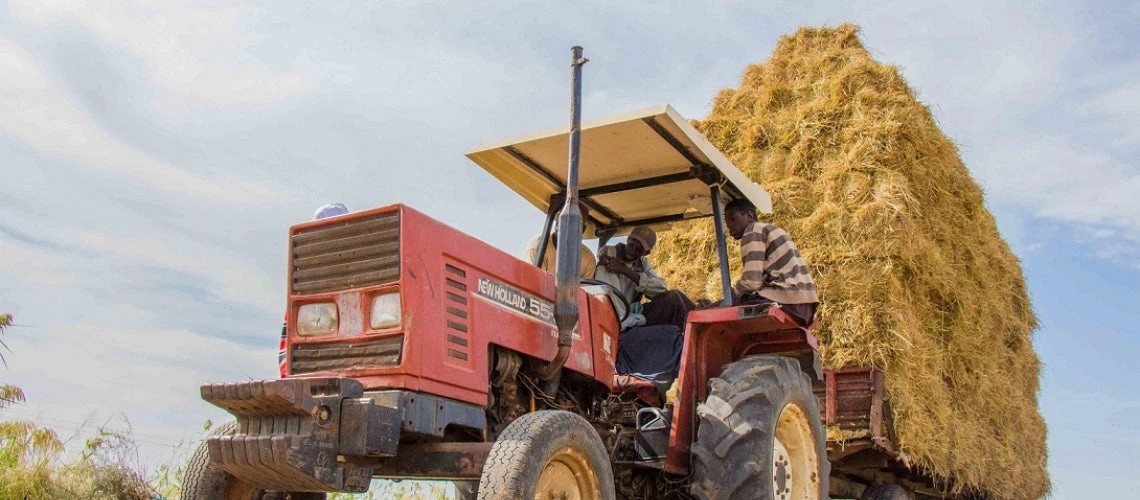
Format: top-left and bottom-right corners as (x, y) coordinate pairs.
(664, 305), (819, 475)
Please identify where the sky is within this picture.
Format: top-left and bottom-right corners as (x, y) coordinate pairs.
(0, 0), (1137, 498)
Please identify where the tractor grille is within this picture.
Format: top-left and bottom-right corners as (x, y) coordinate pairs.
(290, 336), (404, 375)
(291, 211), (400, 295)
(443, 262), (471, 364)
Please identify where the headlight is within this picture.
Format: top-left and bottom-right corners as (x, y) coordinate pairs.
(297, 303), (338, 337)
(370, 293), (401, 330)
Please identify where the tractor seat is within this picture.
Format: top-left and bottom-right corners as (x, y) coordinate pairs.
(610, 324), (684, 401)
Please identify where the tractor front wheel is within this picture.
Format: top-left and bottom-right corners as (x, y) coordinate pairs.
(180, 421), (326, 500)
(691, 355), (829, 500)
(477, 410), (615, 500)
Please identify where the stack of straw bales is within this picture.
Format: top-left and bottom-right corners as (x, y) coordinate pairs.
(653, 24), (1048, 498)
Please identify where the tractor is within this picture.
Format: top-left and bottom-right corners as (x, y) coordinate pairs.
(181, 48), (921, 500)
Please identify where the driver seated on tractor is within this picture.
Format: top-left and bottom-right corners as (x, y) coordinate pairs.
(724, 198), (819, 327)
(523, 203), (597, 279)
(594, 225), (696, 331)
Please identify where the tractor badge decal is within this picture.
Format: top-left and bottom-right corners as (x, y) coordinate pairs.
(476, 277), (556, 327)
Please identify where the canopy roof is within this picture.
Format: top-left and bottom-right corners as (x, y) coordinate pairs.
(466, 104), (772, 237)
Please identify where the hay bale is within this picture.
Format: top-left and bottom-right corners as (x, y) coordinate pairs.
(654, 24), (1048, 498)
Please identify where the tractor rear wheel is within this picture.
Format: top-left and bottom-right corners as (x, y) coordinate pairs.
(860, 483), (912, 500)
(691, 355), (828, 500)
(477, 410), (615, 500)
(180, 421), (327, 500)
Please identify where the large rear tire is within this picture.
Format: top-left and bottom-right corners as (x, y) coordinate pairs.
(691, 355), (829, 500)
(180, 421), (327, 500)
(478, 410), (615, 500)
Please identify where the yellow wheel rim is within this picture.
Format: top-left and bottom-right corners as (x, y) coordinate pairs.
(771, 403), (821, 500)
(534, 446), (601, 500)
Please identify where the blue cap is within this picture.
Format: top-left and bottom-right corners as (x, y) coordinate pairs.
(313, 203), (349, 220)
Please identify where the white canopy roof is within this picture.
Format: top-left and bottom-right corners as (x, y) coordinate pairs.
(466, 104), (772, 236)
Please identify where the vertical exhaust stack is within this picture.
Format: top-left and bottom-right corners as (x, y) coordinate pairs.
(538, 46), (588, 381)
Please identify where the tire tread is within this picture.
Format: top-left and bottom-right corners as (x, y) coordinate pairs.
(478, 410), (614, 499)
(690, 355), (829, 499)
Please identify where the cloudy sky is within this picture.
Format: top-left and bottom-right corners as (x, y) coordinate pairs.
(1, 0), (1137, 497)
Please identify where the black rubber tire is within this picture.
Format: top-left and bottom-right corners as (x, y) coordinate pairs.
(861, 483), (911, 500)
(691, 355), (829, 500)
(180, 421), (327, 500)
(477, 410), (615, 500)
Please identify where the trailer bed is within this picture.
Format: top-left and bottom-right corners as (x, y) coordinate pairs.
(817, 367), (960, 498)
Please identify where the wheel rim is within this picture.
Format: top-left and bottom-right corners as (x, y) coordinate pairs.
(534, 446), (601, 500)
(770, 402), (820, 500)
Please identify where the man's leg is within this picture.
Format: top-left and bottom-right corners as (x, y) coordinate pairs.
(642, 290), (696, 330)
(781, 302), (817, 327)
(740, 294), (817, 327)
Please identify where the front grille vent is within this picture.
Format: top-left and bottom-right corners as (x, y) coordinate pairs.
(444, 263), (470, 362)
(290, 336), (403, 375)
(291, 212), (400, 294)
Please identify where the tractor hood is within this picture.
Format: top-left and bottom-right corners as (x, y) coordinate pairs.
(466, 104), (772, 237)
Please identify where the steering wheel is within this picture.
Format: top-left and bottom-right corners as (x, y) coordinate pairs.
(579, 278), (632, 324)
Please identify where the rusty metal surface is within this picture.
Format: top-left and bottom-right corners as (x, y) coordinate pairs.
(813, 367), (879, 433)
(365, 389), (486, 438)
(815, 367), (900, 463)
(827, 438), (875, 462)
(201, 378), (383, 492)
(338, 397), (400, 457)
(291, 211), (400, 294)
(372, 442), (492, 479)
(825, 372), (837, 425)
(869, 369), (894, 454)
(290, 336), (403, 375)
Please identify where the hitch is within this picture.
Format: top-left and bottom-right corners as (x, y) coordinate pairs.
(200, 377), (399, 492)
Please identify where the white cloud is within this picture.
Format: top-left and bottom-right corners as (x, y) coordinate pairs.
(8, 1), (316, 108)
(979, 137), (1140, 234)
(0, 36), (292, 205)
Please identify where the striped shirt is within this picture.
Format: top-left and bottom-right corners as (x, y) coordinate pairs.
(734, 221), (819, 305)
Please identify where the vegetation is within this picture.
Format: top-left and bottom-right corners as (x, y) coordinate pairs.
(0, 315), (454, 498)
(1, 313), (154, 499)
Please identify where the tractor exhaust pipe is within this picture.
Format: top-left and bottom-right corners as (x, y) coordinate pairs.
(538, 46), (588, 381)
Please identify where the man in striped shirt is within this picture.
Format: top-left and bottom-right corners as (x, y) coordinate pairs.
(723, 199), (819, 327)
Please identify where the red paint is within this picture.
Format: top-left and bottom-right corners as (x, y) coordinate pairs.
(285, 205), (620, 407)
(283, 203), (835, 478)
(665, 305), (818, 474)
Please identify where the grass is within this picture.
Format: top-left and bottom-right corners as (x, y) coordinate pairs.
(1, 314), (455, 499)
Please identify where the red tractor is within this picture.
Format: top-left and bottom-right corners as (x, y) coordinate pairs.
(181, 49), (925, 500)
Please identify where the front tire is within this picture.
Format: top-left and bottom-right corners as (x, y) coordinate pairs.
(180, 421), (326, 500)
(478, 410), (615, 500)
(691, 355), (829, 500)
